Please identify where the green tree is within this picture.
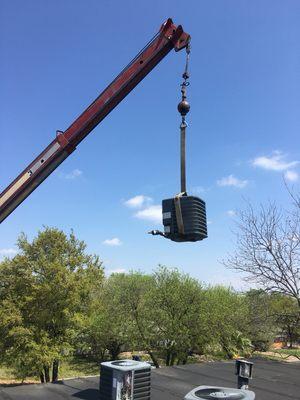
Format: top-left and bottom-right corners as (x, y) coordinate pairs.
(202, 286), (251, 359)
(270, 294), (300, 348)
(150, 266), (206, 366)
(110, 271), (160, 367)
(82, 273), (136, 361)
(110, 267), (208, 367)
(0, 227), (103, 382)
(245, 289), (276, 351)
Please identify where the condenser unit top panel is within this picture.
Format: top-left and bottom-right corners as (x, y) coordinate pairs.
(184, 386), (255, 400)
(101, 359), (151, 372)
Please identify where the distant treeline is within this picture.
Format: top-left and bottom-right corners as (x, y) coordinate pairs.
(0, 227), (299, 383)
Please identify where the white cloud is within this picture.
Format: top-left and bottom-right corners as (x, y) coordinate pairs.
(60, 169), (83, 179)
(102, 238), (123, 246)
(124, 195), (152, 209)
(0, 248), (17, 257)
(191, 186), (207, 195)
(217, 174), (248, 188)
(284, 170), (298, 182)
(227, 210), (236, 217)
(252, 151), (299, 171)
(134, 205), (162, 223)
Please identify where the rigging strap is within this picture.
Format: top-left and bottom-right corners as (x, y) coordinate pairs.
(174, 194), (185, 235)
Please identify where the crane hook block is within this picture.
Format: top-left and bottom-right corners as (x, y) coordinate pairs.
(162, 195), (207, 242)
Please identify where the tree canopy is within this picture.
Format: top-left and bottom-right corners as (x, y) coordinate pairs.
(0, 227), (104, 382)
(223, 200), (300, 308)
(0, 226), (299, 383)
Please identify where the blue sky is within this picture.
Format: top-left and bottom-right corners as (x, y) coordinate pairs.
(1, 0), (300, 288)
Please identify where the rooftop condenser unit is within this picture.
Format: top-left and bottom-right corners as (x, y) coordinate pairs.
(184, 386), (255, 400)
(99, 360), (151, 400)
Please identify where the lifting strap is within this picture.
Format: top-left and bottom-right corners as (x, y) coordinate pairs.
(174, 194), (185, 235)
(180, 120), (187, 194)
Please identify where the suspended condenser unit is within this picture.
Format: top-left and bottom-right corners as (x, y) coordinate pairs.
(162, 195), (207, 242)
(99, 360), (151, 400)
(184, 386), (255, 400)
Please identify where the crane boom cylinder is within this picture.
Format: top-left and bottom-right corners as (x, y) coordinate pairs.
(0, 19), (190, 223)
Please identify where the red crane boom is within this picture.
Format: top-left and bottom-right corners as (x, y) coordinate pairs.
(0, 18), (190, 224)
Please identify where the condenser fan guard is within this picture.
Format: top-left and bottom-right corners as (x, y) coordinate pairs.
(195, 388), (245, 399)
(184, 386), (255, 400)
(111, 360), (139, 367)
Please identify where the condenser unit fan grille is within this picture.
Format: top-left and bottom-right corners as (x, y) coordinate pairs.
(195, 388), (246, 399)
(112, 360), (139, 367)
